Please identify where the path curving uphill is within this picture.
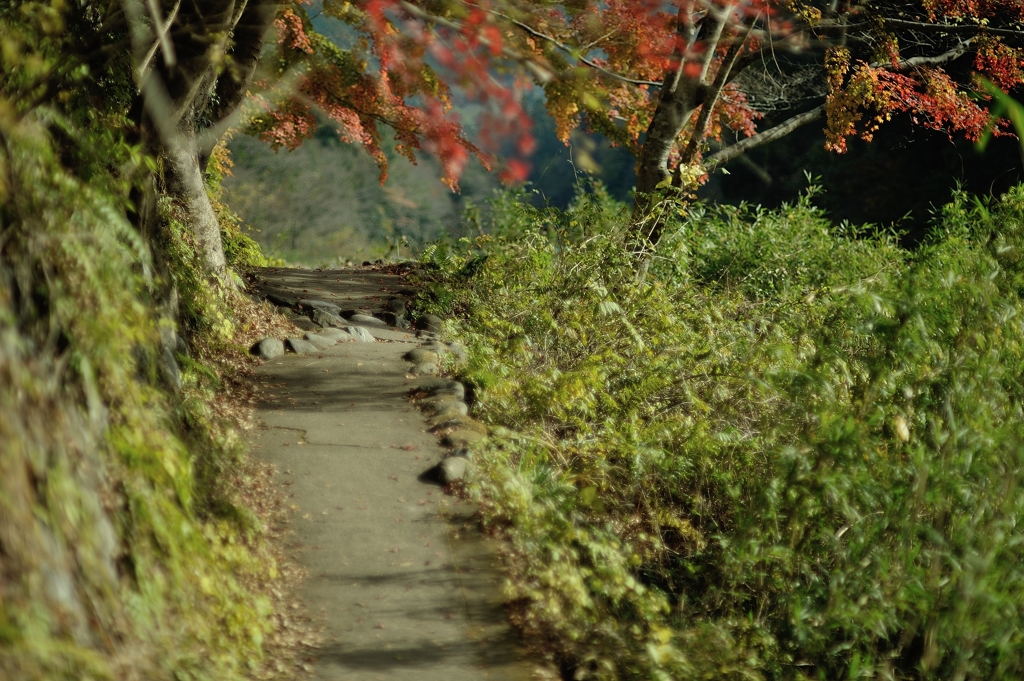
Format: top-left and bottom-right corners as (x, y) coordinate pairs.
(244, 266), (539, 681)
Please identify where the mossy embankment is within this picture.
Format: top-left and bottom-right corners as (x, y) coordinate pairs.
(420, 185), (1024, 680)
(0, 11), (308, 679)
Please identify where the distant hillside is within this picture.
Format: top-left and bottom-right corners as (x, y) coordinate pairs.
(223, 128), (499, 265)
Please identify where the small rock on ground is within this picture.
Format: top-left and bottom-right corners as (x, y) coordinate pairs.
(302, 333), (335, 350)
(429, 415), (488, 435)
(403, 348), (438, 363)
(415, 314), (444, 334)
(443, 429), (487, 447)
(286, 337), (319, 355)
(439, 456), (474, 484)
(425, 401), (468, 418)
(374, 311), (399, 327)
(313, 309), (346, 328)
(345, 325), (376, 342)
(298, 299), (342, 316)
(251, 337), (284, 360)
(348, 313), (386, 327)
(317, 328), (351, 341)
(410, 362), (439, 376)
(418, 394), (461, 408)
(413, 378), (465, 400)
(418, 341), (448, 357)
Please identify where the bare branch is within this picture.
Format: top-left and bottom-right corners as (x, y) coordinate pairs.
(704, 103), (825, 171)
(145, 0), (177, 67)
(704, 39), (981, 173)
(698, 2), (734, 81)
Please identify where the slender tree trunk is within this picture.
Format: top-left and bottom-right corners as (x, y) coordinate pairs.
(631, 76), (706, 243)
(163, 131), (228, 274)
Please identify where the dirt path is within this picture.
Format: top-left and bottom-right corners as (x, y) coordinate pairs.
(245, 266), (538, 681)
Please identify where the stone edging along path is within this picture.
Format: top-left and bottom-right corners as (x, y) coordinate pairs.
(243, 265), (545, 681)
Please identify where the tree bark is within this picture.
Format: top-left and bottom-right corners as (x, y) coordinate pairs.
(163, 130), (228, 274)
(129, 0), (275, 280)
(631, 5), (724, 250)
(630, 68), (710, 251)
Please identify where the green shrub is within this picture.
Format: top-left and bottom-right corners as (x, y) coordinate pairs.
(425, 185), (1024, 680)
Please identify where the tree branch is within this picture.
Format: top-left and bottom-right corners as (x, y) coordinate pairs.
(697, 2), (733, 81)
(680, 15), (756, 168)
(881, 17), (1024, 42)
(198, 0), (278, 171)
(135, 0), (182, 81)
(704, 103), (824, 171)
(870, 39), (974, 69)
(397, 1), (554, 84)
(462, 2), (662, 86)
(703, 38), (982, 173)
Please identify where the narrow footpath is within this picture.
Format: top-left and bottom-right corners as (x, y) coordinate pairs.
(244, 266), (540, 681)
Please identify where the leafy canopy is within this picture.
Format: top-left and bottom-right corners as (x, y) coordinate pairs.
(254, 1), (1024, 188)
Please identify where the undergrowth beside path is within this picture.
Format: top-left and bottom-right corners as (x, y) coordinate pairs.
(0, 14), (311, 673)
(421, 185), (1024, 680)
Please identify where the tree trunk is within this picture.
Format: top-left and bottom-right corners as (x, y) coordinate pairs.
(163, 131), (228, 275)
(630, 76), (706, 249)
(130, 0), (276, 281)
